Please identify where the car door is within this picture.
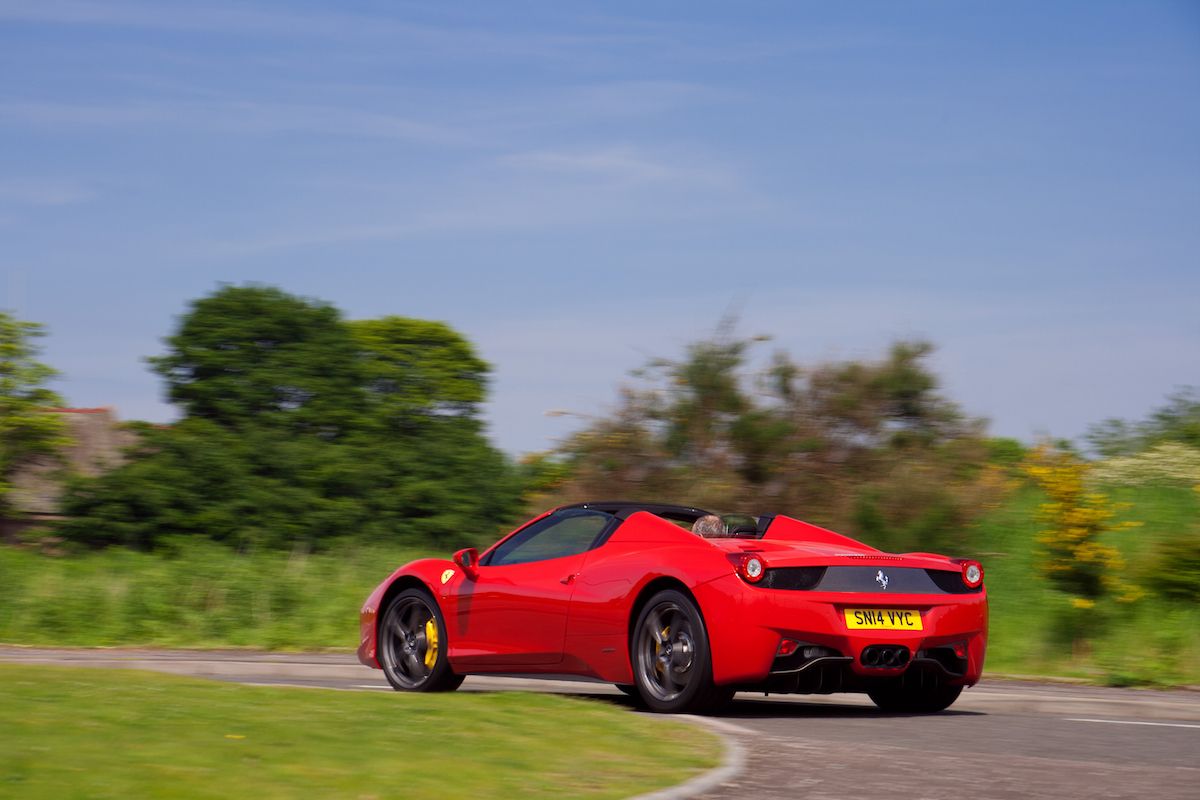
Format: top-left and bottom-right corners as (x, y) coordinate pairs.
(450, 509), (615, 668)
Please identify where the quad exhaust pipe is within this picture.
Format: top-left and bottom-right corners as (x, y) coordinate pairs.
(861, 645), (910, 668)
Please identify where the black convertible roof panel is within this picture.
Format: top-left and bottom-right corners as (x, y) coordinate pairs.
(558, 501), (715, 522)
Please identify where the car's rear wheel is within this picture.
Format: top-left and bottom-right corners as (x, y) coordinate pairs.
(632, 589), (730, 713)
(379, 588), (464, 693)
(867, 680), (962, 713)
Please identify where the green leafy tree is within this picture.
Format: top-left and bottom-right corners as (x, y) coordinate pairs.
(350, 316), (489, 431)
(1146, 388), (1200, 449)
(148, 286), (366, 437)
(63, 419), (249, 549)
(548, 331), (1001, 554)
(0, 312), (67, 516)
(1085, 418), (1142, 458)
(347, 315), (519, 545)
(351, 417), (522, 548)
(1086, 388), (1200, 456)
(64, 286), (521, 551)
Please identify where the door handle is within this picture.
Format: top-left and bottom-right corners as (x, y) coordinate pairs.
(560, 573), (577, 585)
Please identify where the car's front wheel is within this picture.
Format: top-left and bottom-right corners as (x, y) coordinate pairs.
(632, 589), (731, 713)
(867, 680), (962, 713)
(378, 588), (464, 693)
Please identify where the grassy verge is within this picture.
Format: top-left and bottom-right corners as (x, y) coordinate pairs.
(0, 664), (720, 799)
(0, 541), (433, 650)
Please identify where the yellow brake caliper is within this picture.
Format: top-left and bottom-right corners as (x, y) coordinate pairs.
(655, 626), (670, 673)
(423, 618), (439, 670)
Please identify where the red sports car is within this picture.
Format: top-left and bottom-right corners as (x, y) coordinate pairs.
(358, 502), (987, 713)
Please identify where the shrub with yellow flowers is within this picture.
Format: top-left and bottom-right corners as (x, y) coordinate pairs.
(1023, 445), (1143, 609)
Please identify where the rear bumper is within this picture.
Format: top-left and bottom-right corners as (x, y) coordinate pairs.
(696, 574), (988, 689)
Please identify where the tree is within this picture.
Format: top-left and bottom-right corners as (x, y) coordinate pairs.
(1146, 388), (1200, 449)
(148, 285), (366, 437)
(546, 331), (1001, 554)
(64, 286), (521, 551)
(1086, 388), (1200, 456)
(0, 312), (67, 517)
(62, 419), (252, 549)
(1084, 418), (1142, 458)
(350, 317), (489, 431)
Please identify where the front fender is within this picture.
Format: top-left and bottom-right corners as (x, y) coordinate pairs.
(357, 557), (457, 668)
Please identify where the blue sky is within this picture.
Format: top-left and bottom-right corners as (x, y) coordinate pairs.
(2, 1), (1197, 453)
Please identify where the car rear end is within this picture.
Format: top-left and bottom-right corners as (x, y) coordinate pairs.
(697, 543), (988, 699)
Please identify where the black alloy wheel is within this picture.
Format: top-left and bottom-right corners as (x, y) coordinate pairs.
(632, 589), (733, 713)
(378, 588), (464, 692)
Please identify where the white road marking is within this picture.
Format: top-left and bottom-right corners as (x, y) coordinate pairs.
(976, 691), (1187, 706)
(1065, 718), (1200, 730)
(353, 684), (393, 690)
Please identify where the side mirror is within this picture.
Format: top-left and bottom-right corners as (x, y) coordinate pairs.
(453, 548), (479, 580)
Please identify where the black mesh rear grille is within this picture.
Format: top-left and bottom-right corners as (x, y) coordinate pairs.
(760, 567), (826, 590)
(925, 569), (982, 594)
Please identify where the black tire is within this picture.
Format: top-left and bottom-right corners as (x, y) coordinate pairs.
(631, 589), (729, 713)
(378, 588), (464, 693)
(867, 680), (962, 713)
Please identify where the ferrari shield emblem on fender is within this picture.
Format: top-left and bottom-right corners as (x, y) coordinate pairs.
(875, 570), (889, 590)
(440, 569), (455, 585)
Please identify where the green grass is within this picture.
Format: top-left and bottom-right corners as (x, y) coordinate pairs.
(0, 540), (434, 650)
(0, 664), (720, 799)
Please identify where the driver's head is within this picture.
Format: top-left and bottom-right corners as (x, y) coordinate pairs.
(691, 514), (726, 538)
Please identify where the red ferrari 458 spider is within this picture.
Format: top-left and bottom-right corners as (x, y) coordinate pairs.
(358, 502), (987, 713)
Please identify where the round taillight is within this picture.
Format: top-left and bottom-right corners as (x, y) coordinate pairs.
(745, 556), (764, 581)
(727, 552), (768, 583)
(962, 561), (983, 588)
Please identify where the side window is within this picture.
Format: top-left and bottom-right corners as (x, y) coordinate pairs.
(487, 510), (613, 567)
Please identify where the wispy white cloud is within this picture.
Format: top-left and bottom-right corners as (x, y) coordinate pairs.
(0, 178), (95, 207)
(499, 145), (735, 187)
(0, 99), (470, 144)
(0, 101), (165, 128)
(213, 102), (473, 144)
(0, 0), (671, 59)
(518, 80), (717, 120)
(209, 144), (758, 255)
(0, 0), (415, 37)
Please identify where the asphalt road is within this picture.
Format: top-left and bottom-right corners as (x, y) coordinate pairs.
(3, 647), (1197, 799)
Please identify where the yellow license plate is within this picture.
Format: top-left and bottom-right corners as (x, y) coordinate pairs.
(844, 608), (923, 630)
